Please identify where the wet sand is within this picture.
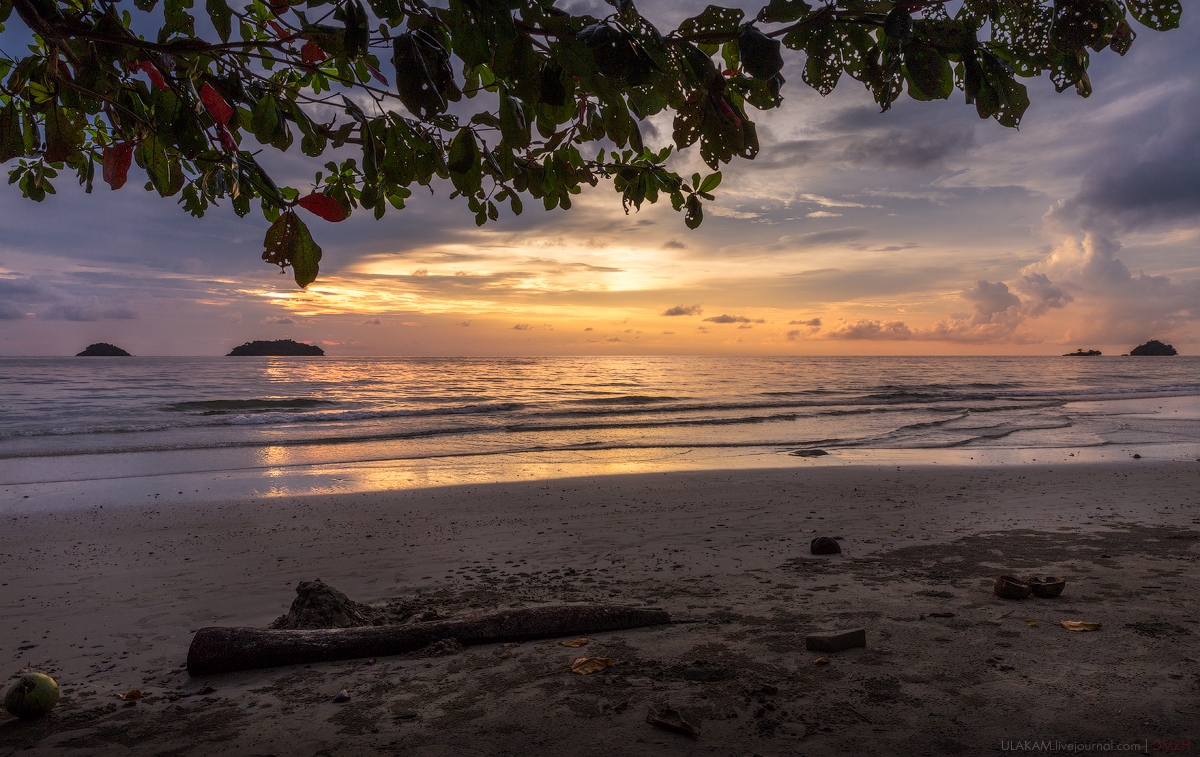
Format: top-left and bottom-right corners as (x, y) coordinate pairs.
(2, 461), (1199, 755)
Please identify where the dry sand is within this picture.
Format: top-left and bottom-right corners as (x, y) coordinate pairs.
(2, 461), (1199, 755)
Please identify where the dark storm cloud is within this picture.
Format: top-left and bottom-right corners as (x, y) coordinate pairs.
(0, 302), (27, 319)
(1050, 123), (1200, 234)
(842, 125), (976, 170)
(661, 304), (703, 316)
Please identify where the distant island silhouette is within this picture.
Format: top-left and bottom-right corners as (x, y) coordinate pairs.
(1063, 349), (1102, 356)
(76, 342), (131, 356)
(1129, 340), (1177, 356)
(227, 339), (325, 356)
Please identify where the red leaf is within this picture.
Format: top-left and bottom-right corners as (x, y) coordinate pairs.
(301, 41), (327, 65)
(296, 193), (348, 222)
(200, 84), (234, 126)
(137, 61), (169, 91)
(365, 61), (388, 86)
(268, 20), (288, 38)
(217, 123), (238, 152)
(716, 98), (743, 128)
(102, 142), (135, 190)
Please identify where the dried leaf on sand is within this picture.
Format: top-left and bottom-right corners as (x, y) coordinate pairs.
(1060, 621), (1102, 631)
(558, 638), (589, 648)
(646, 706), (699, 739)
(570, 657), (612, 674)
(117, 689), (142, 700)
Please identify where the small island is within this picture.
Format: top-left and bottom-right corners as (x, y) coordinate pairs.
(1129, 340), (1177, 356)
(76, 342), (131, 356)
(227, 339), (325, 356)
(1063, 349), (1102, 356)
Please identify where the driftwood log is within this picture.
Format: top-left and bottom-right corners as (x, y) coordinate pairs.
(187, 604), (671, 676)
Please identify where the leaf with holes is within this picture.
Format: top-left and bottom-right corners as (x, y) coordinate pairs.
(263, 210), (322, 288)
(1125, 0), (1181, 30)
(678, 5), (744, 38)
(757, 0), (810, 24)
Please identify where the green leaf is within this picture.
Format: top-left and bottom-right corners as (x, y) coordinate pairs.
(738, 25), (784, 80)
(206, 0), (232, 42)
(699, 172), (721, 193)
(251, 96), (280, 145)
(684, 193), (703, 229)
(43, 104), (86, 164)
(1, 100), (26, 163)
(1125, 0), (1181, 30)
(904, 44), (953, 101)
(757, 0), (810, 24)
(1051, 0), (1123, 52)
(392, 31), (459, 118)
(161, 0), (195, 39)
(499, 93), (530, 149)
(678, 5), (744, 38)
(137, 134), (176, 196)
(447, 127), (477, 173)
(262, 210), (322, 287)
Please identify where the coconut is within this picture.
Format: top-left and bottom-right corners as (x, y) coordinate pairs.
(5, 672), (60, 719)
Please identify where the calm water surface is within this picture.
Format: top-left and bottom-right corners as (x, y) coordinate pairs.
(3, 356), (1198, 491)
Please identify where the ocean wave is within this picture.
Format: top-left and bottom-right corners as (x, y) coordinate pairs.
(504, 412), (800, 434)
(574, 395), (680, 405)
(0, 402), (523, 440)
(218, 402), (524, 425)
(165, 398), (337, 413)
(4, 423), (175, 438)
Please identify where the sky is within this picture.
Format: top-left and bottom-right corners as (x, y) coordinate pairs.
(1, 3), (1197, 357)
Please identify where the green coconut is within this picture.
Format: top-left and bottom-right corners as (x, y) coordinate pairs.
(4, 673), (60, 719)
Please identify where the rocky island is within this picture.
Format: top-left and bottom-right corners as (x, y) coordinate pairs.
(227, 339), (324, 356)
(76, 342), (131, 356)
(1063, 349), (1102, 356)
(1129, 340), (1177, 356)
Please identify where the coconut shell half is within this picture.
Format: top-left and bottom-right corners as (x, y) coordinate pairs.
(1028, 576), (1066, 598)
(993, 574), (1032, 600)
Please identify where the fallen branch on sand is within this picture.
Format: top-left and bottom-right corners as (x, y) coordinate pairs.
(187, 605), (671, 676)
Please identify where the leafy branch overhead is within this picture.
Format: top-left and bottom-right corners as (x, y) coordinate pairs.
(0, 0), (1182, 286)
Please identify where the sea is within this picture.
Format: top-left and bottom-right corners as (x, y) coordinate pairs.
(2, 355), (1198, 508)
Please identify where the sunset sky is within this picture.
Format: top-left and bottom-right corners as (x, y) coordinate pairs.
(1, 4), (1196, 357)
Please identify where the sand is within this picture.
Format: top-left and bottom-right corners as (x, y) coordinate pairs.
(2, 461), (1198, 755)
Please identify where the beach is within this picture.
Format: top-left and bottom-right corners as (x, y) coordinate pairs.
(3, 460), (1198, 755)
